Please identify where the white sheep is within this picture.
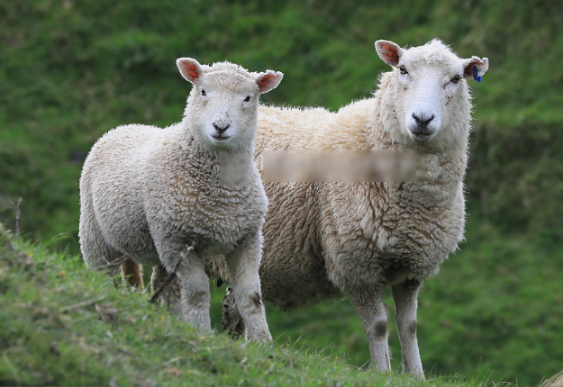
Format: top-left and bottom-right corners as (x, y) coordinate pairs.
(79, 58), (283, 343)
(223, 39), (489, 377)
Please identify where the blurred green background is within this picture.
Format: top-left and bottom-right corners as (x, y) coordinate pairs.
(1, 1), (562, 386)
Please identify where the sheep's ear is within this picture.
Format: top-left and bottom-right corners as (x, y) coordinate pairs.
(177, 58), (203, 84)
(256, 70), (284, 94)
(462, 56), (489, 79)
(375, 40), (404, 67)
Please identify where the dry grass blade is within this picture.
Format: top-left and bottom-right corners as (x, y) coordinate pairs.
(15, 197), (22, 239)
(93, 255), (128, 270)
(59, 295), (107, 313)
(149, 245), (194, 303)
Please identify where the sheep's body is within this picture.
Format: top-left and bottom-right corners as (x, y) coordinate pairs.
(80, 59), (283, 343)
(225, 39), (488, 378)
(80, 123), (266, 266)
(255, 93), (465, 307)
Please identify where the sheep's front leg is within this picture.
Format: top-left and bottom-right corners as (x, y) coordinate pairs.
(157, 244), (212, 332)
(225, 234), (272, 343)
(222, 286), (246, 339)
(392, 279), (424, 380)
(177, 252), (212, 331)
(350, 288), (391, 372)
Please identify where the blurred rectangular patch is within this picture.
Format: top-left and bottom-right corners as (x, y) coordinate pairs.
(261, 150), (439, 182)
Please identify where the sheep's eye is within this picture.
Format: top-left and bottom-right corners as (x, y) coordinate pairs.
(244, 96), (251, 102)
(399, 65), (408, 75)
(201, 89), (206, 96)
(451, 75), (461, 84)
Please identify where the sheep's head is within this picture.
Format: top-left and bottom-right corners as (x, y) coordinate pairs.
(375, 39), (488, 146)
(177, 58), (283, 149)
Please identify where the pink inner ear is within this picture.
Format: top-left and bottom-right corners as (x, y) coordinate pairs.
(258, 73), (277, 90)
(380, 42), (399, 64)
(183, 63), (199, 80)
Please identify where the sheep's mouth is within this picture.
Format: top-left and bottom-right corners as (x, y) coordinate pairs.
(411, 132), (433, 141)
(212, 135), (231, 141)
(408, 128), (435, 142)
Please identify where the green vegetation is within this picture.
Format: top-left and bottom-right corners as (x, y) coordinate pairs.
(2, 1), (562, 243)
(1, 1), (562, 386)
(1, 225), (486, 387)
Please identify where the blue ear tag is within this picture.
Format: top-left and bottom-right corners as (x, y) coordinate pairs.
(473, 66), (481, 83)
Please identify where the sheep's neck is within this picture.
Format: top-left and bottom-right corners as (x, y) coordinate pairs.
(366, 75), (469, 207)
(177, 129), (255, 188)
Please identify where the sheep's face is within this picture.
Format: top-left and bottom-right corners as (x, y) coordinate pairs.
(177, 59), (283, 150)
(375, 39), (488, 146)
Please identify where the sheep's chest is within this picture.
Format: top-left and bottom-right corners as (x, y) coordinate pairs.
(147, 148), (267, 255)
(323, 182), (464, 287)
(166, 181), (266, 253)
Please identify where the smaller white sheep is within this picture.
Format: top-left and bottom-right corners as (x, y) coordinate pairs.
(79, 58), (283, 343)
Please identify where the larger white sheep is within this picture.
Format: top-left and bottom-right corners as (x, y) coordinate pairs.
(79, 58), (283, 343)
(223, 39), (489, 377)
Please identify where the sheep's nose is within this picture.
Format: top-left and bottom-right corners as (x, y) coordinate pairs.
(412, 113), (434, 129)
(213, 122), (230, 134)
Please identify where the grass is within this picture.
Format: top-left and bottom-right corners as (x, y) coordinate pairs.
(0, 224), (493, 387)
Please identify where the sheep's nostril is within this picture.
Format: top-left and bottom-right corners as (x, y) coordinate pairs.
(213, 123), (230, 133)
(412, 113), (434, 128)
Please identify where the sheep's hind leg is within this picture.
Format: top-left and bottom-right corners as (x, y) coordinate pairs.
(349, 288), (391, 373)
(80, 215), (123, 279)
(151, 263), (168, 292)
(122, 258), (144, 290)
(225, 235), (272, 343)
(392, 279), (424, 380)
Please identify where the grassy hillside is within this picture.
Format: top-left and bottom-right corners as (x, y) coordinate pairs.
(1, 1), (562, 386)
(0, 224), (487, 387)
